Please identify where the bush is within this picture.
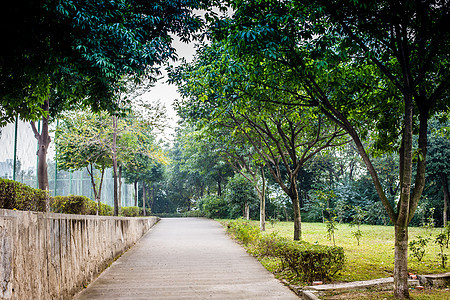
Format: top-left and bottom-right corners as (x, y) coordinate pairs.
(0, 178), (48, 212)
(275, 239), (345, 282)
(225, 220), (345, 283)
(226, 219), (261, 245)
(51, 195), (114, 216)
(51, 195), (98, 215)
(199, 195), (229, 219)
(120, 206), (140, 217)
(139, 207), (151, 216)
(99, 202), (114, 216)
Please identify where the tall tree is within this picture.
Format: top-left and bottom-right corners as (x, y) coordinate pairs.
(55, 110), (112, 212)
(210, 1), (449, 297)
(172, 43), (348, 240)
(1, 0), (211, 193)
(426, 118), (450, 226)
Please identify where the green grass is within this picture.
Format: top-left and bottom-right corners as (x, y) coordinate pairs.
(258, 221), (449, 282)
(322, 287), (450, 299)
(219, 219), (450, 299)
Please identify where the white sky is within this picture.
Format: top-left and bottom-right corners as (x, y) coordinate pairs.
(141, 36), (197, 142)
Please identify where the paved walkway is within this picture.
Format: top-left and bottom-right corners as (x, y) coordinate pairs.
(75, 218), (299, 299)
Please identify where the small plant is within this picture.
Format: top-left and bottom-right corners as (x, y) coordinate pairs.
(352, 229), (363, 246)
(350, 206), (366, 246)
(409, 235), (429, 262)
(269, 217), (279, 228)
(325, 211), (338, 246)
(435, 232), (448, 268)
(422, 207), (435, 233)
(444, 224), (450, 248)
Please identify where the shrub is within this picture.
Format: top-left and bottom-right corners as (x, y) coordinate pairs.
(99, 202), (114, 216)
(139, 207), (151, 216)
(199, 195), (229, 219)
(409, 235), (429, 262)
(120, 206), (140, 217)
(225, 219), (345, 283)
(225, 219), (261, 245)
(51, 195), (98, 215)
(51, 195), (113, 216)
(275, 239), (345, 282)
(0, 178), (48, 212)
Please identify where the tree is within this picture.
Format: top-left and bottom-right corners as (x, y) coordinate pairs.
(1, 0), (211, 197)
(55, 110), (112, 213)
(426, 118), (450, 226)
(56, 109), (165, 215)
(210, 1), (449, 297)
(224, 173), (259, 219)
(172, 42), (348, 239)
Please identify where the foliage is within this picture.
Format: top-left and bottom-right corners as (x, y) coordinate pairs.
(224, 173), (259, 218)
(225, 219), (261, 246)
(423, 207), (436, 232)
(435, 233), (448, 268)
(0, 179), (48, 212)
(99, 202), (114, 216)
(273, 239), (345, 283)
(351, 229), (363, 247)
(325, 212), (338, 246)
(350, 206), (367, 246)
(0, 0), (211, 124)
(258, 221), (448, 282)
(207, 1), (450, 296)
(224, 219), (345, 283)
(51, 195), (98, 215)
(139, 208), (152, 216)
(408, 236), (429, 262)
(198, 195), (229, 219)
(119, 206), (140, 217)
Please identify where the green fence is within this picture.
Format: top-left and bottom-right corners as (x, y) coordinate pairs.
(0, 119), (135, 207)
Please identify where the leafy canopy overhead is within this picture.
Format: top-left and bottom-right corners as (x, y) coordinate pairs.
(0, 0), (213, 124)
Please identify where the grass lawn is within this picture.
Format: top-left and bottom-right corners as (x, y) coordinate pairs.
(260, 221), (449, 282)
(219, 219), (450, 299)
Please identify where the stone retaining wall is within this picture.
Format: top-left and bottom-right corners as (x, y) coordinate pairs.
(0, 209), (159, 299)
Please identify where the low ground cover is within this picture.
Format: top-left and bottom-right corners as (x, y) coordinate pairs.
(260, 221), (448, 282)
(220, 219), (450, 299)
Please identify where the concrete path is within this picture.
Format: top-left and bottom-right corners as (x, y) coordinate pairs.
(75, 218), (299, 299)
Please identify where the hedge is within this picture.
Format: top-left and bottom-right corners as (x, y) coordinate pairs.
(0, 179), (115, 216)
(225, 219), (345, 283)
(52, 195), (114, 216)
(0, 178), (48, 212)
(120, 206), (140, 217)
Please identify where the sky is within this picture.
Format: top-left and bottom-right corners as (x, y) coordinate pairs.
(141, 36), (197, 143)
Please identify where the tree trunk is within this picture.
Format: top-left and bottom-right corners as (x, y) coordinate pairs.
(149, 183), (155, 213)
(217, 178), (222, 196)
(142, 182), (146, 216)
(30, 100), (51, 211)
(244, 202), (250, 220)
(150, 183), (155, 212)
(134, 180), (138, 207)
(118, 165), (122, 208)
(259, 166), (266, 231)
(112, 115), (119, 216)
(86, 164), (99, 215)
(290, 178), (302, 240)
(394, 224), (409, 299)
(97, 167), (105, 215)
(31, 100), (51, 192)
(441, 173), (449, 227)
